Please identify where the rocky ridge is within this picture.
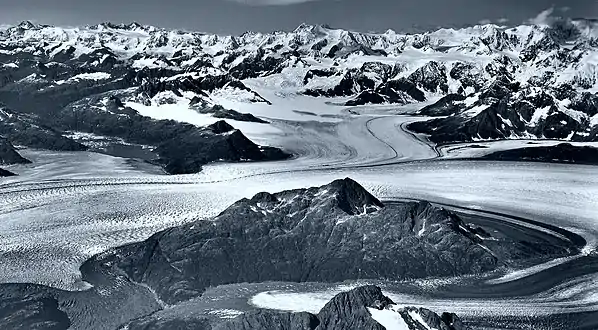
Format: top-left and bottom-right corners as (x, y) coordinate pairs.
(482, 142), (598, 165)
(89, 178), (575, 306)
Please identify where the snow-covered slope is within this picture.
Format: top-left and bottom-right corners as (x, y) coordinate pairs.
(1, 18), (598, 148)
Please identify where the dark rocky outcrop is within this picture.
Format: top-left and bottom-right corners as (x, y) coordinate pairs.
(418, 94), (466, 117)
(408, 79), (597, 144)
(141, 75), (270, 105)
(304, 62), (403, 101)
(154, 126), (288, 175)
(215, 311), (320, 330)
(303, 68), (337, 85)
(0, 167), (16, 176)
(345, 90), (387, 106)
(449, 62), (484, 91)
(408, 61), (448, 94)
(206, 120), (236, 134)
(375, 78), (427, 103)
(85, 178), (572, 306)
(345, 78), (426, 106)
(55, 96), (289, 174)
(315, 285), (393, 330)
(482, 143), (598, 165)
(0, 138), (30, 165)
(304, 70), (372, 97)
(227, 51), (286, 80)
(193, 105), (269, 124)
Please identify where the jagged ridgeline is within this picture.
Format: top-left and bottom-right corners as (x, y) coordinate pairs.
(0, 19), (597, 174)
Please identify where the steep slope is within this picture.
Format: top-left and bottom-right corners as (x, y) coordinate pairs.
(0, 138), (30, 165)
(0, 284), (459, 330)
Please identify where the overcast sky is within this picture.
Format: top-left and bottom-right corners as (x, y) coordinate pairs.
(0, 0), (595, 34)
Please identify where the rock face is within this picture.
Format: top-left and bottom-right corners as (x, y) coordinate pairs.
(0, 138), (30, 165)
(88, 178), (573, 307)
(346, 78), (427, 106)
(482, 143), (598, 165)
(418, 94), (466, 116)
(315, 286), (463, 330)
(124, 286), (462, 330)
(0, 179), (578, 329)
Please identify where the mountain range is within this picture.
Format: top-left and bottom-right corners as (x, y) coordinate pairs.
(0, 18), (597, 174)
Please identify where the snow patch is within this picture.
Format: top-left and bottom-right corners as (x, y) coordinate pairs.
(461, 104), (488, 118)
(207, 309), (244, 319)
(408, 310), (436, 330)
(530, 106), (551, 126)
(368, 307), (410, 330)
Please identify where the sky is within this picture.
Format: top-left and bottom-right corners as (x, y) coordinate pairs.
(0, 0), (595, 34)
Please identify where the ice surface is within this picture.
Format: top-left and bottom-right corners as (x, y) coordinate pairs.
(1, 102), (597, 312)
(2, 146), (596, 291)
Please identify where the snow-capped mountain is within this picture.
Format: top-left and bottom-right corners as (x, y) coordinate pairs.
(1, 18), (597, 174)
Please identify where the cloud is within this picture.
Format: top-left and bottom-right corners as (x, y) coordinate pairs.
(527, 7), (555, 26)
(478, 18), (509, 26)
(226, 0), (324, 5)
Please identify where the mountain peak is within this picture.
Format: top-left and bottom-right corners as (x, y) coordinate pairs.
(293, 23), (314, 33)
(323, 178), (384, 215)
(17, 21), (38, 30)
(319, 286), (394, 317)
(207, 120), (235, 134)
(293, 23), (333, 34)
